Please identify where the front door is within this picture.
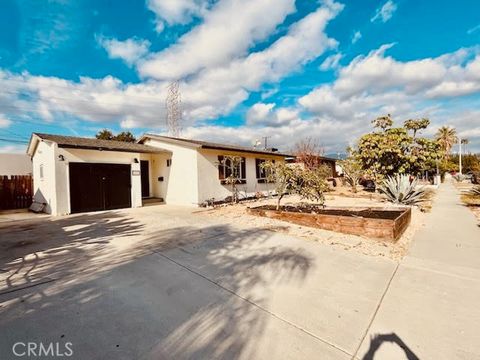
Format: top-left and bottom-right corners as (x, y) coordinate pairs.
(140, 160), (150, 198)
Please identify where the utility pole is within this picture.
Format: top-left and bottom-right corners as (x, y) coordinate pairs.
(165, 81), (182, 137)
(459, 138), (463, 174)
(261, 136), (271, 150)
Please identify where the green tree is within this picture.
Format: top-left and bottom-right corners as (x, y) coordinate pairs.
(404, 118), (430, 138)
(96, 129), (114, 140)
(296, 165), (330, 204)
(353, 116), (440, 180)
(371, 114), (393, 131)
(261, 161), (298, 210)
(435, 126), (458, 162)
(114, 131), (136, 143)
(340, 156), (363, 193)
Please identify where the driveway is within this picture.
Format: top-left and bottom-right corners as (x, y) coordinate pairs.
(0, 184), (479, 359)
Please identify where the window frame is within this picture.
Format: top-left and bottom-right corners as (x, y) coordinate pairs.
(218, 155), (247, 184)
(255, 158), (275, 183)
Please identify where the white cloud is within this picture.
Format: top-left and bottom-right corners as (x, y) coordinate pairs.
(0, 115), (12, 128)
(147, 0), (210, 32)
(352, 30), (362, 44)
(98, 37), (150, 66)
(246, 102), (299, 127)
(319, 53), (343, 71)
(371, 0), (397, 23)
(139, 0), (297, 80)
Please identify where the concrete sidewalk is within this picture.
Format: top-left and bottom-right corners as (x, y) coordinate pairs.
(356, 181), (480, 359)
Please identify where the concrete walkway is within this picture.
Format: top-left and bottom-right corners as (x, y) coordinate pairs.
(356, 181), (480, 359)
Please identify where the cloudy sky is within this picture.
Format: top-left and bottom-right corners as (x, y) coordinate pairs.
(0, 0), (479, 154)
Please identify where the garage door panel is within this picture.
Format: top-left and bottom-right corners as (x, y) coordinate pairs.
(104, 164), (131, 210)
(69, 163), (131, 214)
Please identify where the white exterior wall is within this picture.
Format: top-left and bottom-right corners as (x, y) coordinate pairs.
(142, 139), (199, 205)
(196, 149), (284, 204)
(139, 153), (170, 200)
(53, 148), (144, 215)
(32, 141), (57, 214)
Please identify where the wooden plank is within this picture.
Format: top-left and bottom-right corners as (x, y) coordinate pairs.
(247, 206), (411, 241)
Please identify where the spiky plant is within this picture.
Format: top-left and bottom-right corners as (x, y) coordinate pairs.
(471, 186), (480, 197)
(378, 174), (426, 205)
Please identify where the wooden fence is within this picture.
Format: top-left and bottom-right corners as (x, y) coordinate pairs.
(0, 175), (33, 210)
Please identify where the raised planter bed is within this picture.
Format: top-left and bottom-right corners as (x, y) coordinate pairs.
(246, 205), (411, 241)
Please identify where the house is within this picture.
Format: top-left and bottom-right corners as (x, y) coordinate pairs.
(26, 133), (291, 215)
(286, 155), (338, 177)
(0, 154), (32, 176)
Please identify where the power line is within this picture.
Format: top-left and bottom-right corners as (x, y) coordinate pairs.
(0, 137), (29, 144)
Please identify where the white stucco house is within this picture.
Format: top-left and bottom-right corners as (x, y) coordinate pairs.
(26, 133), (292, 215)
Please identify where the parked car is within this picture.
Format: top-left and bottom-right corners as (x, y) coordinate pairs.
(359, 178), (376, 192)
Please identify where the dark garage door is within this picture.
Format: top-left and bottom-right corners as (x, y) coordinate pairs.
(69, 163), (132, 214)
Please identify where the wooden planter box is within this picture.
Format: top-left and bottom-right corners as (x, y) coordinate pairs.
(247, 206), (411, 241)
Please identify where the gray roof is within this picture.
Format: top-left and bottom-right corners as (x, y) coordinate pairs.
(32, 133), (166, 154)
(142, 134), (294, 157)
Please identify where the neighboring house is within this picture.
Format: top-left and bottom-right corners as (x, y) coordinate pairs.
(0, 154), (32, 175)
(26, 133), (291, 215)
(286, 155), (338, 177)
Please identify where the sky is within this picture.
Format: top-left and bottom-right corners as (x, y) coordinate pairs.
(0, 0), (480, 154)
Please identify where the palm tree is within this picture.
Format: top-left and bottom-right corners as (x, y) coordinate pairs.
(435, 126), (458, 162)
(461, 138), (469, 154)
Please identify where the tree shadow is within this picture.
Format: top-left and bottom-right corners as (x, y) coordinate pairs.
(362, 332), (419, 360)
(0, 220), (314, 359)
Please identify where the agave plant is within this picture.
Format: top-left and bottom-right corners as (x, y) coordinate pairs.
(378, 174), (426, 205)
(471, 186), (480, 197)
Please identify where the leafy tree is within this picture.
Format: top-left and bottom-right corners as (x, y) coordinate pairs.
(296, 165), (330, 204)
(353, 116), (440, 180)
(340, 156), (363, 193)
(95, 129), (137, 142)
(449, 153), (480, 173)
(404, 118), (430, 138)
(96, 129), (114, 140)
(262, 161), (329, 209)
(114, 131), (136, 143)
(435, 126), (458, 162)
(371, 114), (393, 131)
(261, 161), (298, 210)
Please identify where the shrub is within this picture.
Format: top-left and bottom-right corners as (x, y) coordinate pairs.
(378, 174), (426, 205)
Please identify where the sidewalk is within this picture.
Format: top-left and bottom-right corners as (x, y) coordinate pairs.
(356, 181), (480, 359)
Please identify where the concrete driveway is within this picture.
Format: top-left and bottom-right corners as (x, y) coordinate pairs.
(1, 184), (479, 360)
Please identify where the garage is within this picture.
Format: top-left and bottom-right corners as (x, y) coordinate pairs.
(69, 163), (132, 213)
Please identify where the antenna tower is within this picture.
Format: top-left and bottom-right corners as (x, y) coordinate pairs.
(166, 81), (182, 137)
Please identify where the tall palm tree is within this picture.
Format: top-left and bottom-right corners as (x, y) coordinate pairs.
(435, 126), (458, 162)
(461, 138), (469, 154)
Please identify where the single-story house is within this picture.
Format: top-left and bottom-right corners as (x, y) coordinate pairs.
(286, 155), (338, 177)
(26, 133), (291, 215)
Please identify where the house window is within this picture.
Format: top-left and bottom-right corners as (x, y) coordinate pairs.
(218, 155), (246, 184)
(166, 159), (172, 167)
(255, 159), (275, 183)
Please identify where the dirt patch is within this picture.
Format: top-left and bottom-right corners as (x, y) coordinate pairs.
(196, 194), (429, 261)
